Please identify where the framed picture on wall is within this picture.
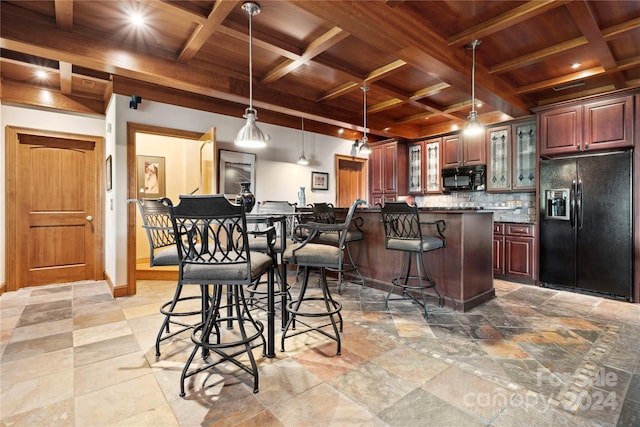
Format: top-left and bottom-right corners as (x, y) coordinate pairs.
(218, 149), (256, 200)
(311, 171), (329, 190)
(137, 155), (166, 198)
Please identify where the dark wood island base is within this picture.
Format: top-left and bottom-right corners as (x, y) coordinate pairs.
(345, 208), (495, 312)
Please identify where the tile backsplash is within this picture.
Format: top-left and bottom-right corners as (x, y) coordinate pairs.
(415, 192), (537, 223)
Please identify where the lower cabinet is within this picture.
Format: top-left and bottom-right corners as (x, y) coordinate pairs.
(493, 222), (535, 282)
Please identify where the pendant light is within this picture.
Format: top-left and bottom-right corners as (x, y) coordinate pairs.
(358, 84), (372, 154)
(463, 39), (483, 136)
(235, 2), (269, 148)
(297, 117), (309, 165)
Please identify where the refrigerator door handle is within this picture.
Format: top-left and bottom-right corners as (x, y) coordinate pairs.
(577, 179), (583, 230)
(570, 179), (576, 229)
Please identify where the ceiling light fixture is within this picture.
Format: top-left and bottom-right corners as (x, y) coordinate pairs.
(235, 1), (269, 148)
(129, 12), (146, 27)
(463, 39), (483, 136)
(297, 117), (309, 165)
(357, 84), (372, 155)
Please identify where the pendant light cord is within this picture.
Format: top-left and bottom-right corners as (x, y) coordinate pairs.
(470, 42), (476, 115)
(301, 117), (305, 155)
(362, 84), (368, 142)
(248, 11), (254, 111)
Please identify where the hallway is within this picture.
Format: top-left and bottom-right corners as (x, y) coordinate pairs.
(1, 278), (639, 426)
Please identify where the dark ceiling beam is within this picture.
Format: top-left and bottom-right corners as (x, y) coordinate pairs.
(490, 37), (587, 74)
(2, 80), (105, 114)
(492, 16), (640, 75)
(54, 0), (73, 31)
(293, 1), (529, 119)
(141, 0), (208, 24)
(177, 1), (239, 63)
(260, 26), (350, 84)
(566, 1), (627, 89)
(518, 66), (605, 94)
(448, 0), (568, 47)
(59, 61), (72, 95)
(0, 3), (381, 135)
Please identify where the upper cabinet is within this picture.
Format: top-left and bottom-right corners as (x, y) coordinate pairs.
(408, 137), (441, 195)
(370, 139), (407, 206)
(486, 120), (536, 192)
(442, 132), (486, 168)
(539, 94), (634, 156)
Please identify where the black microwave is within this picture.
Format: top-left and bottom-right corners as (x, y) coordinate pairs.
(442, 164), (486, 192)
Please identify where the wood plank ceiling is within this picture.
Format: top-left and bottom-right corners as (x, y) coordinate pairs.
(1, 0), (639, 142)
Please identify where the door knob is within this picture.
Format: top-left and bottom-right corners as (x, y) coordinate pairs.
(86, 215), (93, 222)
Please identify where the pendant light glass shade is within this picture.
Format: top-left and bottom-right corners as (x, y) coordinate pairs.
(463, 39), (483, 136)
(235, 2), (268, 148)
(359, 136), (371, 154)
(297, 117), (309, 165)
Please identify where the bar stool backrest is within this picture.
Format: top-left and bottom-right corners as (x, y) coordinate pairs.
(257, 200), (297, 238)
(165, 195), (253, 283)
(131, 198), (179, 266)
(311, 202), (337, 224)
(381, 201), (422, 242)
(381, 201), (446, 250)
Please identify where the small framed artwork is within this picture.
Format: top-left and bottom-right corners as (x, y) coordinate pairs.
(137, 155), (166, 198)
(218, 149), (257, 200)
(311, 171), (329, 191)
(105, 155), (112, 191)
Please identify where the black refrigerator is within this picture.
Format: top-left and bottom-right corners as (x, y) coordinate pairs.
(539, 151), (633, 300)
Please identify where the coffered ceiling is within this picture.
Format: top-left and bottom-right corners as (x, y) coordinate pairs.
(1, 1), (639, 141)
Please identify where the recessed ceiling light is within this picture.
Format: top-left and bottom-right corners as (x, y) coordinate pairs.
(571, 62), (581, 69)
(337, 128), (344, 135)
(35, 70), (47, 79)
(129, 12), (146, 27)
(476, 102), (483, 108)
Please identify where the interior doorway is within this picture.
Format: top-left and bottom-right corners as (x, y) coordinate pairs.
(335, 154), (368, 207)
(5, 127), (104, 291)
(126, 123), (216, 296)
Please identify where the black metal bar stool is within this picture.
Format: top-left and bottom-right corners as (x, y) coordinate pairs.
(130, 198), (206, 357)
(309, 202), (366, 294)
(380, 201), (446, 318)
(166, 195), (276, 397)
(281, 199), (366, 355)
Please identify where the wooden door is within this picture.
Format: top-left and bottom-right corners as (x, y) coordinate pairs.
(335, 154), (367, 208)
(7, 130), (104, 289)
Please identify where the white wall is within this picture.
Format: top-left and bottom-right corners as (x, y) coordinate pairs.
(2, 96), (364, 289)
(0, 104), (106, 286)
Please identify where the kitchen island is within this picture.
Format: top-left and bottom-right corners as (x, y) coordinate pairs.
(345, 207), (495, 312)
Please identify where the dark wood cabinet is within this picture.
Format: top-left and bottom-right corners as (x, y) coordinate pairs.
(539, 94), (634, 156)
(369, 139), (407, 205)
(463, 132), (486, 165)
(442, 134), (462, 168)
(442, 132), (485, 168)
(493, 223), (505, 275)
(583, 95), (634, 151)
(493, 222), (535, 282)
(408, 137), (441, 195)
(486, 119), (536, 192)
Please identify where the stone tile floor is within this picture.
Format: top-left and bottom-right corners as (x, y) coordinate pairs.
(1, 277), (639, 426)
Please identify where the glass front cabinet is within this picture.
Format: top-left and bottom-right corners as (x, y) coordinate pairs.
(486, 120), (536, 192)
(408, 137), (441, 195)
